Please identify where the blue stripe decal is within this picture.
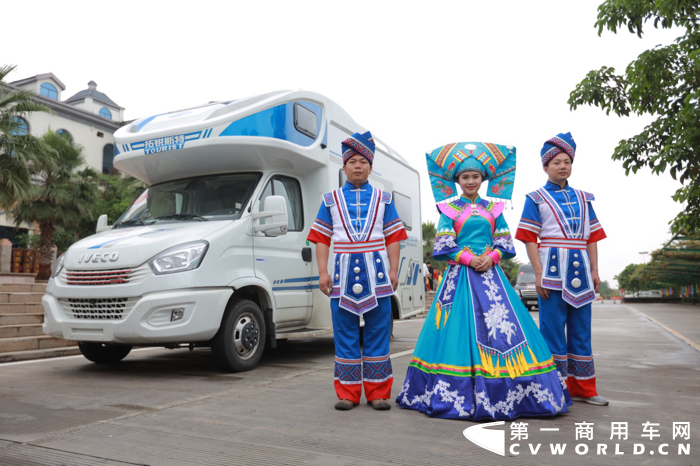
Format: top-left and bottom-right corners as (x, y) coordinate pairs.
(330, 150), (342, 159)
(218, 101), (322, 147)
(281, 276), (319, 283)
(135, 113), (163, 132)
(272, 285), (316, 291)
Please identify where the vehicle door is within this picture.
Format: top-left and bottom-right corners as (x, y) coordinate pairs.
(253, 174), (312, 325)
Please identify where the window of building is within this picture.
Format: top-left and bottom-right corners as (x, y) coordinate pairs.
(12, 117), (28, 136)
(103, 144), (115, 174)
(40, 83), (58, 100)
(99, 107), (112, 120)
(56, 129), (73, 143)
(259, 175), (304, 232)
(393, 191), (412, 231)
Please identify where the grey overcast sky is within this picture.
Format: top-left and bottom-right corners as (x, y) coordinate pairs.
(4, 1), (685, 287)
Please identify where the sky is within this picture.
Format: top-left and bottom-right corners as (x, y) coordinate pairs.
(4, 1), (686, 287)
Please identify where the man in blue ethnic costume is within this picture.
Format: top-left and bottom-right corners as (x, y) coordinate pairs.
(307, 131), (407, 411)
(396, 142), (571, 420)
(515, 132), (608, 406)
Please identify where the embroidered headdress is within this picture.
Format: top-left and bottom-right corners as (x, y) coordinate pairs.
(426, 142), (517, 203)
(541, 132), (576, 170)
(342, 131), (375, 165)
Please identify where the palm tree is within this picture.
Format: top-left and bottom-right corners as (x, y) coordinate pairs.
(0, 65), (50, 208)
(422, 220), (436, 262)
(499, 257), (521, 283)
(12, 130), (99, 280)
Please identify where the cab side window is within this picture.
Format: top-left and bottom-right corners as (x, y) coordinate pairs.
(260, 176), (304, 231)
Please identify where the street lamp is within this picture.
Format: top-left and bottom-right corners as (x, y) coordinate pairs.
(639, 251), (649, 264)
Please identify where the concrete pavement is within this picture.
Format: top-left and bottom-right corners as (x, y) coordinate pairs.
(0, 302), (698, 465)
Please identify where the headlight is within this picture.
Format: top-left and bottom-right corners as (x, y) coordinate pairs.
(149, 241), (209, 275)
(51, 254), (65, 279)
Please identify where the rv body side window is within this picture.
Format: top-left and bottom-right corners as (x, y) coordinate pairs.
(259, 175), (304, 232)
(392, 191), (412, 231)
(294, 103), (318, 139)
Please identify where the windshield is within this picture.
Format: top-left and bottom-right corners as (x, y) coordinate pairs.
(114, 172), (260, 228)
(516, 268), (536, 285)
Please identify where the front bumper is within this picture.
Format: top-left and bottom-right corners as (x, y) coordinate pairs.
(42, 288), (233, 344)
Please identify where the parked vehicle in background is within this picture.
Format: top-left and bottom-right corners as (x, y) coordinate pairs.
(513, 263), (538, 312)
(41, 90), (424, 372)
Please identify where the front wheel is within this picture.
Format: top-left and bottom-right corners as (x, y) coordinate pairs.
(78, 342), (132, 364)
(212, 299), (266, 372)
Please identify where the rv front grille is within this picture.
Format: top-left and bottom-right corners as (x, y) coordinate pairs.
(58, 297), (138, 320)
(62, 265), (149, 286)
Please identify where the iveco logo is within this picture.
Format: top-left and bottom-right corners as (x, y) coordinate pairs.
(79, 252), (120, 263)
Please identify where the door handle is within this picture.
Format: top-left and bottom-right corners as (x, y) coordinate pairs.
(301, 247), (312, 262)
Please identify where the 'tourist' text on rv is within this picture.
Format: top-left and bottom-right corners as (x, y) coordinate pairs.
(42, 90), (423, 371)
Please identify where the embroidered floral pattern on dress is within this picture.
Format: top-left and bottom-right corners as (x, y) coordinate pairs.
(481, 269), (518, 344)
(397, 378), (566, 418)
(398, 380), (474, 417)
(438, 264), (460, 307)
(433, 233), (458, 254)
(493, 228), (514, 251)
(478, 382), (566, 417)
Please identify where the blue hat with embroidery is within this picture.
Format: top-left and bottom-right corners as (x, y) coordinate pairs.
(342, 131), (375, 165)
(541, 132), (576, 170)
(426, 142), (517, 203)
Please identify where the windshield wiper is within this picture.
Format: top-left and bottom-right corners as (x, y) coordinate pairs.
(114, 219), (146, 228)
(152, 213), (208, 222)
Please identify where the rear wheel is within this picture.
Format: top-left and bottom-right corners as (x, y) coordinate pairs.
(212, 299), (266, 372)
(78, 342), (132, 364)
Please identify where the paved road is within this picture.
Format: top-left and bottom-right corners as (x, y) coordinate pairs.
(0, 303), (698, 465)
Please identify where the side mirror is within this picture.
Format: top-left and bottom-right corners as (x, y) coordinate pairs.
(252, 195), (288, 237)
(96, 214), (111, 233)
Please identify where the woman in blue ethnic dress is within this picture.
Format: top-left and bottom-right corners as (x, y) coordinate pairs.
(396, 142), (572, 420)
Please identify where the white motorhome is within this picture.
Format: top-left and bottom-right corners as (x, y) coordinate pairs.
(42, 90), (424, 371)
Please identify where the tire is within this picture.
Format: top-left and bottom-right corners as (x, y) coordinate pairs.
(78, 342), (132, 364)
(212, 299), (266, 372)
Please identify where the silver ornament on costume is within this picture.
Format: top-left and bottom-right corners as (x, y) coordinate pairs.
(573, 261), (580, 267)
(571, 278), (582, 288)
(550, 266), (557, 273)
(378, 272), (384, 279)
(354, 267), (361, 273)
(352, 284), (363, 294)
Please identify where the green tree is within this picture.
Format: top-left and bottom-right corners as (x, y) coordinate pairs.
(11, 130), (99, 279)
(598, 280), (619, 298)
(499, 257), (521, 283)
(0, 65), (50, 208)
(422, 219), (436, 262)
(75, 174), (146, 239)
(615, 263), (643, 291)
(568, 1), (700, 234)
